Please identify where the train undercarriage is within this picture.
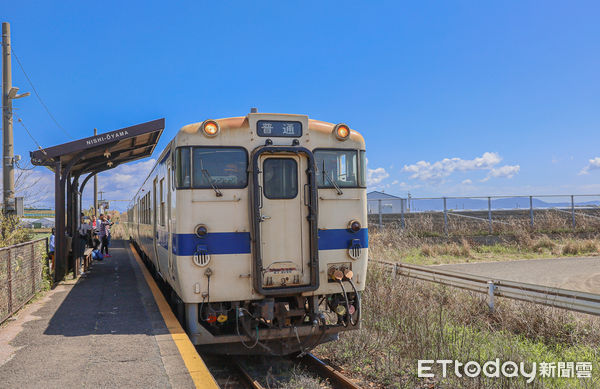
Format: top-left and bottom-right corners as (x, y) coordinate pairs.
(132, 240), (361, 355)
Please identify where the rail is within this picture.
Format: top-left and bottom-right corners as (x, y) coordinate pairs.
(371, 259), (600, 316)
(212, 353), (361, 389)
(0, 237), (49, 324)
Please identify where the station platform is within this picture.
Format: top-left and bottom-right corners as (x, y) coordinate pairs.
(0, 240), (217, 389)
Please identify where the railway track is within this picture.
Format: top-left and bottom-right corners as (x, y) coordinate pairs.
(201, 352), (361, 389)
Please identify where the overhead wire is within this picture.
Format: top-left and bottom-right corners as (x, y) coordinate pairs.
(13, 112), (47, 157)
(10, 46), (72, 139)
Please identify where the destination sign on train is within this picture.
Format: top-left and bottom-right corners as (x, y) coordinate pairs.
(257, 120), (302, 137)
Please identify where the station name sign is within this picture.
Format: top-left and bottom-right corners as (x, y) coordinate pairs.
(85, 130), (130, 146)
(257, 120), (302, 137)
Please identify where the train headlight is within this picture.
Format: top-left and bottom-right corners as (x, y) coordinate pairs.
(195, 224), (208, 237)
(348, 220), (361, 233)
(201, 120), (220, 137)
(333, 123), (350, 141)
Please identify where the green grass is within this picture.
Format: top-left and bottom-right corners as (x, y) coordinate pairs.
(30, 232), (50, 240)
(380, 244), (556, 266)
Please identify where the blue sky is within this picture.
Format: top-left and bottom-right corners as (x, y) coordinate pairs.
(3, 1), (600, 210)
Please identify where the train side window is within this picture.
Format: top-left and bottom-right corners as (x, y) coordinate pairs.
(147, 193), (151, 224)
(263, 158), (298, 199)
(176, 147), (191, 188)
(160, 178), (165, 226)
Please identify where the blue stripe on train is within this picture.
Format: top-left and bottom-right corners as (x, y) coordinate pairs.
(170, 228), (368, 256)
(172, 232), (251, 256)
(318, 228), (368, 250)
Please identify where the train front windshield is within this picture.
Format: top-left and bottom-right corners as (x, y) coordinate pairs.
(176, 147), (248, 189)
(315, 149), (365, 188)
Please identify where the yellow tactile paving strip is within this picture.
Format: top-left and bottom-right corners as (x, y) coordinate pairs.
(130, 243), (219, 389)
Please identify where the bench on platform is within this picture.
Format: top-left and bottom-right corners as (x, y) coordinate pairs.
(75, 248), (94, 277)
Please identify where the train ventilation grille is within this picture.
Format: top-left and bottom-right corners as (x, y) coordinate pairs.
(193, 249), (211, 267)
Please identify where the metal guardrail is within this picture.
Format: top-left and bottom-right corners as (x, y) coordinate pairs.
(371, 259), (600, 316)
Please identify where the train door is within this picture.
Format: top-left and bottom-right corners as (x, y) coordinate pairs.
(258, 154), (311, 289)
(153, 177), (161, 276)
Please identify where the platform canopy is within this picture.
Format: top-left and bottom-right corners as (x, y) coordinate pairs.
(30, 118), (165, 175)
(29, 118), (165, 283)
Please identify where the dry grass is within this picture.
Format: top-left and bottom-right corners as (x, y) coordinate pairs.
(315, 220), (600, 387)
(369, 226), (600, 266)
(377, 208), (600, 238)
(562, 240), (598, 256)
(109, 223), (127, 240)
(316, 266), (600, 388)
(420, 239), (472, 258)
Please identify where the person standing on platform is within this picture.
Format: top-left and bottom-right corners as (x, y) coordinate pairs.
(98, 214), (111, 258)
(78, 213), (92, 257)
(48, 227), (55, 271)
(106, 214), (114, 254)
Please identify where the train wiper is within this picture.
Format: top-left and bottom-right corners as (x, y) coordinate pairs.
(201, 169), (223, 197)
(321, 162), (343, 195)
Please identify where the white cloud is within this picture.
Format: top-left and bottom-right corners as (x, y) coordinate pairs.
(481, 165), (520, 181)
(402, 152), (519, 183)
(367, 167), (389, 186)
(579, 157), (600, 175)
(98, 158), (156, 199)
(461, 179), (472, 185)
(116, 158), (156, 175)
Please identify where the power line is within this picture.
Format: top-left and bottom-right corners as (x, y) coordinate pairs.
(13, 112), (47, 156)
(10, 47), (72, 138)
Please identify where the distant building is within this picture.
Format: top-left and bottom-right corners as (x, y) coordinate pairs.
(20, 217), (55, 229)
(367, 191), (406, 214)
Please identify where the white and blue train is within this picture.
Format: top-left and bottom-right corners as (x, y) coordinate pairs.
(125, 111), (368, 354)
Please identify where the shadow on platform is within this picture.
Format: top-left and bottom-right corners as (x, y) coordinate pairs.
(43, 240), (169, 337)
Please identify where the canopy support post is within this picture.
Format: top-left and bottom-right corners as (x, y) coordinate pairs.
(54, 161), (66, 283)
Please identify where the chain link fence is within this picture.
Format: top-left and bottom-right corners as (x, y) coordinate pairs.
(0, 237), (49, 324)
(368, 194), (600, 236)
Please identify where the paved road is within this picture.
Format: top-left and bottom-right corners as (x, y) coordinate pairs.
(433, 257), (600, 293)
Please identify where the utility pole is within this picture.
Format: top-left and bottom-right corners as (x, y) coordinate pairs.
(2, 22), (13, 215)
(93, 128), (98, 217)
(2, 22), (28, 215)
(98, 190), (105, 215)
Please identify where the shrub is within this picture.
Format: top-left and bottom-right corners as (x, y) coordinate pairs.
(420, 244), (436, 257)
(0, 213), (33, 248)
(580, 239), (598, 254)
(532, 235), (556, 253)
(562, 241), (580, 255)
